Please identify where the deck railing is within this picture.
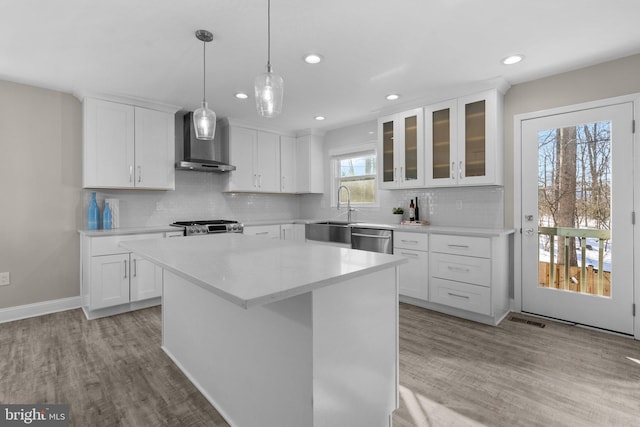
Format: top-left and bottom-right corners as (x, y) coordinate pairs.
(538, 226), (610, 296)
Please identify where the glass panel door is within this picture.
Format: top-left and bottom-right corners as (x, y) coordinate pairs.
(404, 115), (418, 181)
(432, 108), (451, 179)
(382, 119), (394, 184)
(521, 102), (634, 334)
(464, 100), (486, 177)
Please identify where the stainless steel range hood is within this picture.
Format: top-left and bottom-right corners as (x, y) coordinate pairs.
(176, 112), (236, 172)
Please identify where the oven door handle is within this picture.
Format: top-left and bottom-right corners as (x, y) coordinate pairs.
(351, 233), (391, 239)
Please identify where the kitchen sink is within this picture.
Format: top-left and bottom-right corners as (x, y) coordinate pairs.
(306, 221), (352, 244)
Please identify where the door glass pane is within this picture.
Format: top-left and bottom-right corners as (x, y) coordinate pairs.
(382, 120), (394, 183)
(465, 100), (486, 177)
(432, 108), (450, 179)
(537, 121), (611, 297)
(404, 115), (418, 181)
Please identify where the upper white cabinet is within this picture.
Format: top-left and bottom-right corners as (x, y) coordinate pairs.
(220, 120), (324, 194)
(280, 136), (297, 193)
(224, 125), (281, 193)
(83, 97), (177, 190)
(296, 134), (324, 193)
(378, 108), (424, 189)
(425, 89), (503, 187)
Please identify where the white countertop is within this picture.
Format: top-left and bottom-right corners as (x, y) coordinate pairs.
(120, 234), (406, 309)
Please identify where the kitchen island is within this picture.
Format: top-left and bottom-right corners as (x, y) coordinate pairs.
(121, 233), (406, 427)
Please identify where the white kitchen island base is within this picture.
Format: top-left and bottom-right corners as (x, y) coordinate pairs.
(162, 267), (398, 427)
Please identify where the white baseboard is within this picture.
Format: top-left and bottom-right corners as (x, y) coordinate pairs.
(0, 296), (83, 324)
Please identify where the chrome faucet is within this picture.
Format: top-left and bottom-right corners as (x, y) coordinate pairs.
(337, 185), (354, 223)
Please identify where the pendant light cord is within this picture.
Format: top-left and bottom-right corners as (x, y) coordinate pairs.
(267, 0), (271, 71)
(202, 41), (206, 103)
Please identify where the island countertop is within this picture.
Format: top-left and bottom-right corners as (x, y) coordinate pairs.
(120, 234), (406, 309)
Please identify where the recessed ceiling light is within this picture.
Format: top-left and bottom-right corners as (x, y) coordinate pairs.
(314, 116), (325, 121)
(386, 94), (400, 101)
(502, 54), (524, 65)
(304, 53), (323, 64)
(234, 92), (249, 99)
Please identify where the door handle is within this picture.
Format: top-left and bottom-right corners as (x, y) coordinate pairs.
(137, 166), (142, 183)
(124, 260), (128, 279)
(451, 162), (455, 179)
(133, 258), (137, 277)
(129, 165), (133, 183)
(459, 161), (463, 179)
(351, 233), (391, 239)
(524, 228), (535, 236)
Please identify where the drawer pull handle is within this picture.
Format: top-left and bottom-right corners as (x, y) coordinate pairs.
(401, 240), (419, 244)
(448, 292), (470, 299)
(400, 252), (419, 257)
(448, 244), (470, 249)
(256, 231), (269, 235)
(448, 266), (471, 273)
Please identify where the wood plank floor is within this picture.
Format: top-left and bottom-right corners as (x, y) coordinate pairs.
(1, 303), (639, 426)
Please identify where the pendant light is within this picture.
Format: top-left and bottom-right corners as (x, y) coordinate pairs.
(254, 0), (283, 118)
(193, 29), (216, 140)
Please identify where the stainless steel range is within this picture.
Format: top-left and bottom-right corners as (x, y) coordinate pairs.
(171, 220), (244, 236)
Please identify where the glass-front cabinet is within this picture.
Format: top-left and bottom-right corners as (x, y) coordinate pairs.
(425, 89), (503, 187)
(378, 108), (424, 189)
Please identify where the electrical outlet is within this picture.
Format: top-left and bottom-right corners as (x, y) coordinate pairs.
(0, 272), (10, 286)
(456, 200), (463, 210)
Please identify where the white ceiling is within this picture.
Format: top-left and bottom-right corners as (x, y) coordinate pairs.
(2, 0), (640, 134)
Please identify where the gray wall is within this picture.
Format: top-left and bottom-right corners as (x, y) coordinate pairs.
(0, 80), (82, 308)
(504, 53), (640, 227)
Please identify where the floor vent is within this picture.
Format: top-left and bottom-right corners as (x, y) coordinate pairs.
(509, 316), (546, 328)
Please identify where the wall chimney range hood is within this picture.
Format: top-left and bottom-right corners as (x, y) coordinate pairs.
(176, 112), (236, 172)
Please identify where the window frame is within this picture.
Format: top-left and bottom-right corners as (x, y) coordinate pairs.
(330, 143), (378, 208)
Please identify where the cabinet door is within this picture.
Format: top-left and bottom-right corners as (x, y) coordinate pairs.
(425, 99), (458, 186)
(83, 98), (135, 188)
(90, 253), (130, 309)
(378, 114), (397, 189)
(280, 136), (297, 193)
(226, 127), (258, 191)
(130, 255), (163, 301)
(398, 108), (424, 187)
(296, 135), (324, 193)
(394, 248), (428, 300)
(457, 90), (499, 185)
(134, 107), (175, 190)
(256, 131), (281, 192)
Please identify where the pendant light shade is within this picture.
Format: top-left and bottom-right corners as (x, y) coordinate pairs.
(255, 66), (283, 118)
(255, 0), (283, 117)
(194, 30), (216, 140)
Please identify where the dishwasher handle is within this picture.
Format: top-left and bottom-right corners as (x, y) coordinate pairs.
(351, 232), (391, 239)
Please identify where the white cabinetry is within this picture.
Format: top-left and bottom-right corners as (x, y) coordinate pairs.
(428, 233), (509, 324)
(394, 232), (429, 300)
(243, 224), (281, 239)
(281, 223), (306, 241)
(296, 134), (324, 193)
(425, 89), (503, 187)
(224, 125), (281, 193)
(81, 232), (166, 319)
(280, 136), (297, 193)
(378, 108), (424, 189)
(83, 97), (177, 190)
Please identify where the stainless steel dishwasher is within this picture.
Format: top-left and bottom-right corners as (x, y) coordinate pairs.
(350, 225), (393, 254)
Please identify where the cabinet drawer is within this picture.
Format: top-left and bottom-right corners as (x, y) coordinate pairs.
(430, 234), (490, 258)
(429, 277), (491, 316)
(430, 252), (491, 287)
(91, 233), (163, 256)
(394, 232), (428, 251)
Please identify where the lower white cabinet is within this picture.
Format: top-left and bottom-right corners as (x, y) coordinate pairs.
(245, 223), (306, 242)
(81, 232), (166, 318)
(397, 230), (511, 326)
(394, 232), (429, 300)
(243, 224), (281, 239)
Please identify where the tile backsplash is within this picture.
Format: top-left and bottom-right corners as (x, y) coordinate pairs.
(83, 171), (504, 230)
(83, 170), (301, 228)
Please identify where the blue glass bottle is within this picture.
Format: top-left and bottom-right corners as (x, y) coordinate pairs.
(88, 192), (99, 230)
(103, 202), (113, 230)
